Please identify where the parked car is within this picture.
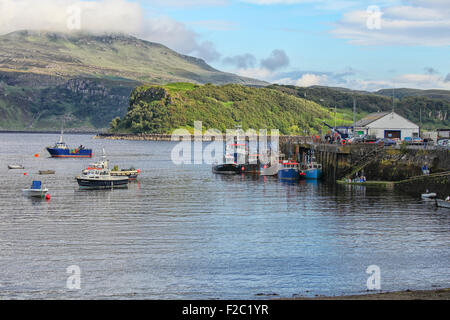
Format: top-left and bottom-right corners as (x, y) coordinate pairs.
(403, 137), (413, 144)
(423, 138), (435, 145)
(362, 135), (378, 143)
(376, 138), (397, 146)
(437, 139), (449, 146)
(412, 137), (423, 145)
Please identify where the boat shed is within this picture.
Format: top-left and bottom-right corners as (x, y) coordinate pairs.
(354, 111), (419, 140)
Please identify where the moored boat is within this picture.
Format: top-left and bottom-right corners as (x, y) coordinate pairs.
(39, 170), (55, 175)
(301, 162), (323, 179)
(436, 199), (450, 209)
(278, 161), (300, 180)
(260, 161), (279, 176)
(260, 154), (279, 176)
(213, 143), (247, 175)
(22, 180), (48, 198)
(110, 169), (141, 180)
(47, 141), (92, 158)
(421, 192), (437, 199)
(8, 164), (24, 169)
(77, 157), (128, 189)
(212, 163), (242, 175)
(46, 129), (92, 158)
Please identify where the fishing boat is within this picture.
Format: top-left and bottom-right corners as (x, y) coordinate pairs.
(22, 180), (48, 198)
(212, 163), (242, 175)
(241, 153), (261, 174)
(260, 161), (279, 176)
(46, 128), (92, 158)
(301, 162), (323, 179)
(77, 157), (128, 189)
(278, 160), (300, 180)
(212, 143), (247, 175)
(260, 153), (279, 176)
(436, 199), (450, 209)
(8, 164), (24, 169)
(300, 153), (323, 180)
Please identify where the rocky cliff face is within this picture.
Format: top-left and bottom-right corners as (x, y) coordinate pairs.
(364, 149), (450, 181)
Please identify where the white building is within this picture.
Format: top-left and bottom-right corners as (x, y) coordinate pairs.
(354, 112), (420, 139)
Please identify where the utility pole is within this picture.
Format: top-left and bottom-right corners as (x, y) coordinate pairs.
(334, 103), (337, 129)
(420, 106), (422, 137)
(392, 87), (395, 113)
(353, 96), (356, 135)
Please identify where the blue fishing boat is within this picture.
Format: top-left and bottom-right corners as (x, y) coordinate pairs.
(278, 161), (300, 180)
(47, 132), (92, 158)
(301, 161), (323, 179)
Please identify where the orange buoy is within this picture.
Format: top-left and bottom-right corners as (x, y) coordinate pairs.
(24, 172), (27, 176)
(45, 194), (51, 200)
(34, 154), (39, 158)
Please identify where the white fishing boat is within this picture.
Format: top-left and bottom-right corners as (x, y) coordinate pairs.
(77, 152), (128, 189)
(22, 181), (48, 198)
(260, 154), (279, 176)
(436, 199), (450, 209)
(8, 164), (24, 169)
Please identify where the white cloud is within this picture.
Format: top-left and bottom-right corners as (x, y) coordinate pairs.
(0, 0), (221, 61)
(273, 70), (450, 91)
(277, 73), (329, 86)
(235, 67), (274, 80)
(331, 1), (450, 46)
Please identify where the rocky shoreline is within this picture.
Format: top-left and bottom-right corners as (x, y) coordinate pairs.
(285, 288), (450, 300)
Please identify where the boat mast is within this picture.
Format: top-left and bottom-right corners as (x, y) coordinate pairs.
(59, 119), (65, 143)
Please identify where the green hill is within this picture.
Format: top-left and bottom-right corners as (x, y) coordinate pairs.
(0, 30), (266, 130)
(269, 85), (450, 130)
(111, 83), (329, 135)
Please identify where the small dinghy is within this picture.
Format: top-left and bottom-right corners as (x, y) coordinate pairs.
(22, 181), (48, 198)
(421, 191), (437, 199)
(39, 170), (55, 175)
(436, 197), (450, 209)
(8, 164), (24, 169)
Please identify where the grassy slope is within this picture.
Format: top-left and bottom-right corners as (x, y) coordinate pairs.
(0, 30), (266, 130)
(0, 30), (266, 85)
(270, 85), (450, 130)
(112, 83), (330, 135)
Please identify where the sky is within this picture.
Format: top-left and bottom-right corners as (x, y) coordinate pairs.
(0, 0), (449, 91)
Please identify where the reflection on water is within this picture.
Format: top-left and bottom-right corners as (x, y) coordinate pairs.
(0, 133), (449, 299)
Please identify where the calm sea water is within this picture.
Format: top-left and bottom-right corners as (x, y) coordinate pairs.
(0, 133), (449, 299)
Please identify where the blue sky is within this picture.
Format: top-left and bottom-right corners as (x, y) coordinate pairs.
(135, 0), (450, 90)
(1, 0), (449, 90)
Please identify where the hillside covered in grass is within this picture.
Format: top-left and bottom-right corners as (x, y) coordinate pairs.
(270, 85), (450, 130)
(110, 83), (329, 135)
(0, 30), (265, 130)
